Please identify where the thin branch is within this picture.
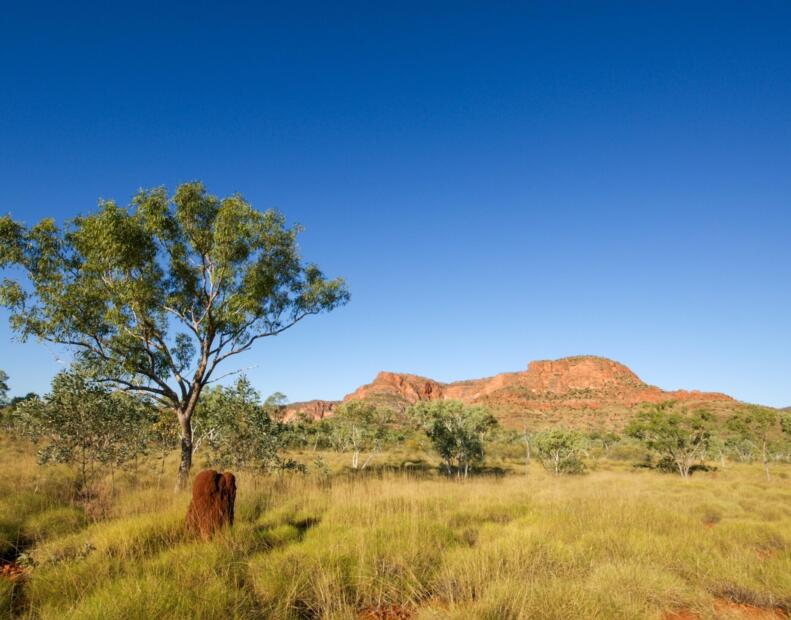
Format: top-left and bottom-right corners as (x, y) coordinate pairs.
(209, 311), (316, 371)
(205, 364), (261, 385)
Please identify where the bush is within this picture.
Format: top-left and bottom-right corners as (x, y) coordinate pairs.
(533, 429), (587, 475)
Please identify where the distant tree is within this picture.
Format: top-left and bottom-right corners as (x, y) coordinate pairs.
(626, 403), (714, 478)
(533, 429), (587, 475)
(706, 433), (729, 468)
(781, 413), (791, 439)
(265, 392), (289, 422)
(328, 401), (388, 470)
(588, 428), (620, 457)
(13, 370), (150, 491)
(726, 406), (780, 481)
(281, 414), (335, 452)
(781, 414), (791, 462)
(723, 433), (755, 463)
(410, 400), (498, 478)
(200, 377), (287, 474)
(0, 370), (8, 406)
(9, 392), (38, 407)
(520, 421), (532, 478)
(0, 183), (349, 489)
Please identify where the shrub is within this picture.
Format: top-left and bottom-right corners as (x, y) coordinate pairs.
(533, 429), (587, 475)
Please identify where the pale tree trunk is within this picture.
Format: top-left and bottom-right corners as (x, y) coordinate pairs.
(523, 424), (531, 478)
(351, 425), (360, 469)
(677, 456), (690, 479)
(158, 451), (167, 489)
(176, 412), (193, 492)
(361, 449), (377, 470)
(762, 441), (770, 481)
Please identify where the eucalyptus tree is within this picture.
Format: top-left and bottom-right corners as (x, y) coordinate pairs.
(782, 413), (791, 440)
(327, 401), (388, 470)
(199, 376), (286, 474)
(410, 400), (497, 478)
(533, 429), (587, 475)
(0, 182), (349, 489)
(13, 370), (151, 492)
(626, 403), (714, 478)
(726, 406), (780, 480)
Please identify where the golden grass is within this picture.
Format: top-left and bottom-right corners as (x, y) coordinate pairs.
(0, 438), (789, 619)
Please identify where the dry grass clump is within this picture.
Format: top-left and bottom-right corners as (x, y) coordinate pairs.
(0, 440), (789, 619)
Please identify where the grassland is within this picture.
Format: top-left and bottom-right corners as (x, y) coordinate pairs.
(1, 439), (789, 619)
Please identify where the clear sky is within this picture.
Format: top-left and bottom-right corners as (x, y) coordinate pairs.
(1, 1), (789, 406)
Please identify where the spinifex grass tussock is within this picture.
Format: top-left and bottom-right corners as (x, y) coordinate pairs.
(0, 440), (788, 620)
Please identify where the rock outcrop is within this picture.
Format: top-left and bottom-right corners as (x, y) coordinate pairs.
(283, 399), (337, 421)
(344, 371), (446, 405)
(285, 356), (737, 430)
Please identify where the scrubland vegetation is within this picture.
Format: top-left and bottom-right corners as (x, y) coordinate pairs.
(1, 404), (790, 620)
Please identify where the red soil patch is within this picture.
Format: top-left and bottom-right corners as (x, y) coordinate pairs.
(664, 599), (786, 619)
(0, 562), (26, 581)
(713, 599), (785, 619)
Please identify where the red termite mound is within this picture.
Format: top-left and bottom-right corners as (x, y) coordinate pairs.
(185, 469), (236, 538)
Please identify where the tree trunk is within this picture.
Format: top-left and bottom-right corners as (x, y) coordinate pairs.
(158, 452), (166, 489)
(677, 459), (690, 479)
(175, 413), (193, 492)
(762, 442), (770, 481)
(523, 428), (531, 478)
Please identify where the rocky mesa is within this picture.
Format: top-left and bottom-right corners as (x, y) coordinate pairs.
(286, 355), (737, 429)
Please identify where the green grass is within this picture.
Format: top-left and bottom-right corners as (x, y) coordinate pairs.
(0, 438), (789, 619)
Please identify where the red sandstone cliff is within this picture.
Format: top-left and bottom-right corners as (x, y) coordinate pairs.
(282, 399), (337, 422)
(285, 356), (736, 429)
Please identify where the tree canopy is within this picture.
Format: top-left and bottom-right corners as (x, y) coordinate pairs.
(327, 401), (390, 470)
(0, 182), (349, 487)
(726, 406), (782, 480)
(410, 400), (497, 478)
(533, 428), (587, 475)
(626, 402), (714, 478)
(12, 371), (152, 491)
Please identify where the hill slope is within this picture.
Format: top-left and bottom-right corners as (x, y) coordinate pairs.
(286, 355), (739, 430)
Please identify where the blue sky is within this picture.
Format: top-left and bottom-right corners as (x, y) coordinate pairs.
(1, 1), (789, 406)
